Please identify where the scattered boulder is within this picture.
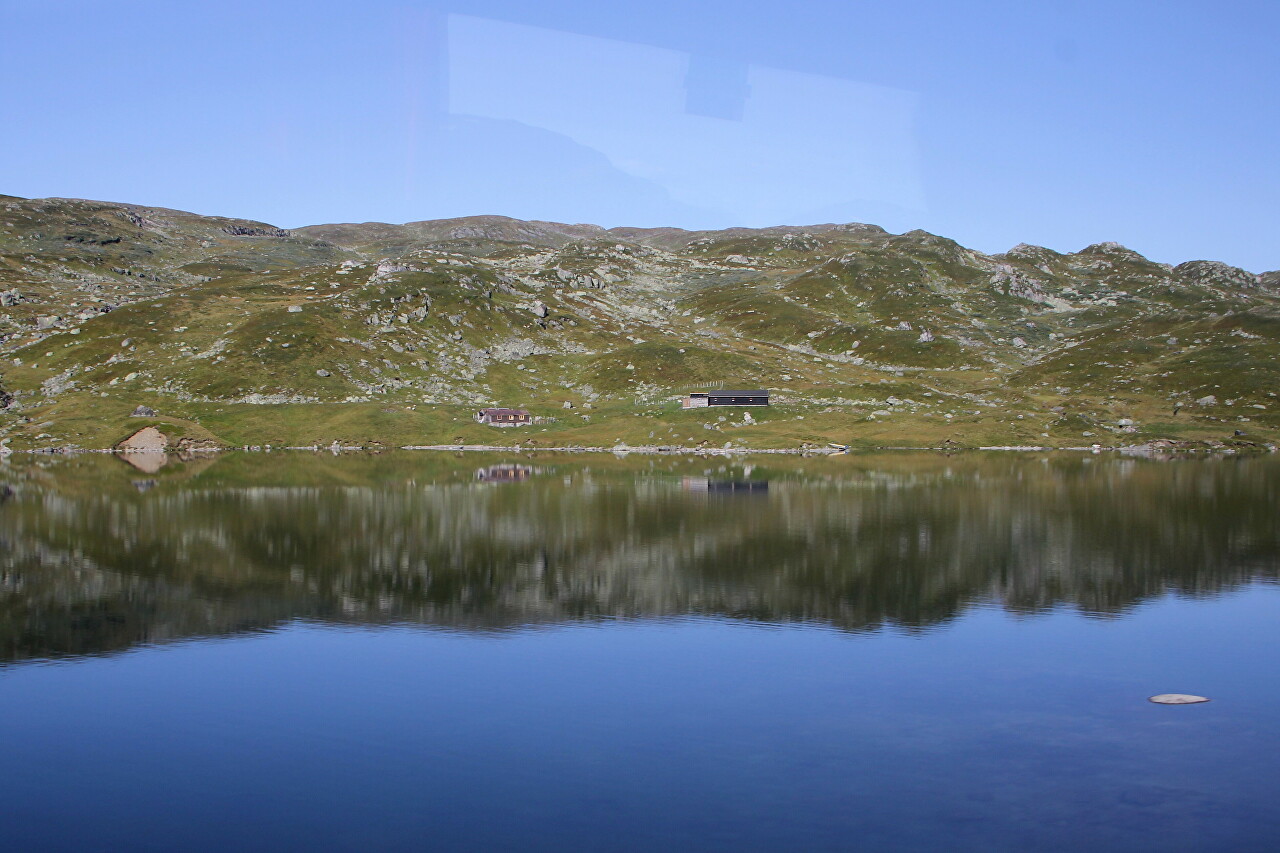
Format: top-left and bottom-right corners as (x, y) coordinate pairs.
(1196, 395), (1218, 407)
(116, 426), (168, 453)
(175, 437), (221, 452)
(316, 369), (331, 377)
(287, 305), (303, 313)
(1011, 337), (1028, 349)
(130, 405), (157, 418)
(120, 209), (152, 229)
(918, 329), (934, 343)
(531, 300), (549, 318)
(224, 224), (290, 238)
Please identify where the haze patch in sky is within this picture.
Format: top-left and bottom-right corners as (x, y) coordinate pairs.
(447, 15), (924, 228)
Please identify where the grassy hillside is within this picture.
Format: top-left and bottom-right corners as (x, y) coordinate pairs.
(2, 195), (1277, 451)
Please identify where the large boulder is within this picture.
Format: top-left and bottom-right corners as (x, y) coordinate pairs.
(116, 426), (168, 453)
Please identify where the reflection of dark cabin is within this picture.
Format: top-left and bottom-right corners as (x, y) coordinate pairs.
(682, 390), (769, 409)
(477, 408), (532, 426)
(682, 477), (769, 495)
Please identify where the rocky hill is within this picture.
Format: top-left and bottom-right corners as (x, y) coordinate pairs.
(1, 194), (1277, 450)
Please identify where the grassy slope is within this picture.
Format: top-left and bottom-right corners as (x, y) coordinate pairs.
(1, 198), (1277, 451)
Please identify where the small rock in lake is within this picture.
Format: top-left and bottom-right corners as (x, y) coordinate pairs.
(1149, 694), (1210, 705)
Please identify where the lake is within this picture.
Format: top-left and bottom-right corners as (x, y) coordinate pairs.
(1, 450), (1278, 851)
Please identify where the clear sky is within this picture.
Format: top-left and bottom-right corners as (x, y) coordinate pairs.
(3, 0), (1277, 271)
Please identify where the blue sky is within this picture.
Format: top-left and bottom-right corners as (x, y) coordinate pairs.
(3, 0), (1277, 271)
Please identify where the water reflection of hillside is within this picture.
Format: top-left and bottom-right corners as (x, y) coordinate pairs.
(1, 453), (1278, 665)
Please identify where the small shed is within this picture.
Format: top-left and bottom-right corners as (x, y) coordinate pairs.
(477, 407), (533, 426)
(682, 390), (769, 408)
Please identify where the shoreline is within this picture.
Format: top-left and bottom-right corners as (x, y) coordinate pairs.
(4, 440), (1276, 457)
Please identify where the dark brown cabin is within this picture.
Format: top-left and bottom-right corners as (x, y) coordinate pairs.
(476, 407), (533, 426)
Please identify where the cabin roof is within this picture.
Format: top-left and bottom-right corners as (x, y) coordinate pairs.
(478, 407), (531, 415)
(689, 390), (769, 396)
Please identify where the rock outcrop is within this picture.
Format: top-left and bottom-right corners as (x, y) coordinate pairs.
(116, 426), (168, 453)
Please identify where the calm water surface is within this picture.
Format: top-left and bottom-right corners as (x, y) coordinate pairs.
(1, 451), (1278, 851)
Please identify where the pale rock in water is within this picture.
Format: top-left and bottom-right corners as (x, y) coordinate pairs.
(1149, 694), (1210, 705)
